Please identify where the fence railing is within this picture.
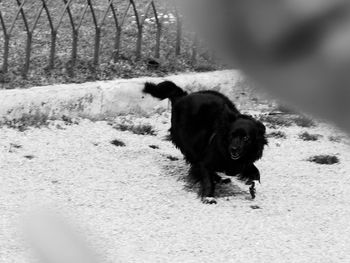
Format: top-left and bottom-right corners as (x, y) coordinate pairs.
(0, 0), (201, 79)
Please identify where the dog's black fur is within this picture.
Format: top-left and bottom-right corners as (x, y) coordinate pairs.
(143, 81), (267, 203)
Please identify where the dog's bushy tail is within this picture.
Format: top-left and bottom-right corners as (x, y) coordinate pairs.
(143, 81), (187, 104)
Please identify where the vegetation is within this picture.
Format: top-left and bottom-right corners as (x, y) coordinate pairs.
(299, 132), (322, 141)
(1, 113), (50, 131)
(166, 155), (179, 161)
(293, 116), (316, 128)
(328, 135), (343, 143)
(0, 0), (218, 89)
(267, 131), (287, 139)
(149, 145), (159, 149)
(308, 155), (339, 165)
(111, 139), (126, 147)
(115, 122), (156, 136)
(258, 115), (293, 128)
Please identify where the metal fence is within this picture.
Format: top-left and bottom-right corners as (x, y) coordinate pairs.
(0, 0), (200, 78)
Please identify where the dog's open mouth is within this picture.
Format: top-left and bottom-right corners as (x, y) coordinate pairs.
(230, 152), (241, 160)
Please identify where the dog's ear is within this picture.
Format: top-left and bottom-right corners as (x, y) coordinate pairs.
(256, 120), (266, 134)
(255, 120), (268, 145)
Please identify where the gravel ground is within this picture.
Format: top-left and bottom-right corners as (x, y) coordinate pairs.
(1, 109), (350, 263)
(1, 73), (350, 263)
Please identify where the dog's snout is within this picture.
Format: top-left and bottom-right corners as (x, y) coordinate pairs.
(231, 146), (239, 151)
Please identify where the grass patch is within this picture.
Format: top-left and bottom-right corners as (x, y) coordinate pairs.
(299, 132), (322, 141)
(116, 123), (156, 136)
(308, 155), (339, 165)
(267, 131), (287, 139)
(163, 134), (172, 141)
(24, 155), (35, 160)
(328, 136), (343, 143)
(293, 116), (316, 128)
(10, 143), (22, 149)
(2, 113), (49, 131)
(167, 155), (179, 161)
(149, 145), (159, 149)
(274, 104), (296, 114)
(250, 205), (262, 210)
(258, 115), (293, 128)
(111, 139), (126, 147)
(258, 114), (316, 129)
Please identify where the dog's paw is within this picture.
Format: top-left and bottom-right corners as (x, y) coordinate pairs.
(202, 197), (217, 204)
(249, 184), (256, 199)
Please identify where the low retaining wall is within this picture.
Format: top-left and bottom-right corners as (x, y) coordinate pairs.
(0, 70), (242, 122)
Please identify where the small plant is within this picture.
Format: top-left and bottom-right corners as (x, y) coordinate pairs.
(149, 145), (159, 149)
(308, 155), (339, 165)
(3, 113), (49, 131)
(267, 131), (287, 139)
(328, 136), (342, 143)
(9, 143), (22, 153)
(163, 134), (172, 141)
(10, 143), (22, 149)
(274, 104), (296, 114)
(111, 139), (126, 147)
(293, 116), (316, 128)
(258, 115), (293, 128)
(167, 155), (179, 161)
(24, 155), (35, 160)
(116, 123), (156, 136)
(299, 132), (322, 141)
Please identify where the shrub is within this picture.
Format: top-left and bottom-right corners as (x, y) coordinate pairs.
(293, 116), (316, 128)
(149, 145), (159, 149)
(328, 136), (342, 143)
(24, 155), (35, 160)
(167, 155), (179, 161)
(299, 132), (322, 141)
(274, 104), (296, 114)
(116, 123), (156, 136)
(307, 155), (339, 165)
(111, 139), (126, 147)
(2, 113), (49, 132)
(258, 115), (293, 128)
(267, 131), (287, 139)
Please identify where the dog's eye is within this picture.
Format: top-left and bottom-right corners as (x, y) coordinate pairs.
(243, 136), (250, 142)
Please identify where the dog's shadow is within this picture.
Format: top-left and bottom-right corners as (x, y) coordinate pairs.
(162, 160), (251, 199)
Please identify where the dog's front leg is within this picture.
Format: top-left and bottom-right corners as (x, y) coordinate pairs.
(197, 163), (217, 204)
(242, 164), (261, 199)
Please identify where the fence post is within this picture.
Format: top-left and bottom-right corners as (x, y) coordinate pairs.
(3, 37), (9, 73)
(49, 31), (57, 69)
(42, 0), (56, 69)
(191, 34), (198, 66)
(0, 11), (9, 73)
(136, 27), (143, 60)
(22, 4), (44, 78)
(175, 8), (182, 57)
(151, 1), (161, 59)
(71, 31), (78, 67)
(130, 0), (142, 60)
(23, 33), (32, 78)
(1, 0), (29, 74)
(113, 28), (121, 61)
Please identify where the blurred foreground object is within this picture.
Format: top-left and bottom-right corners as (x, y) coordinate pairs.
(25, 211), (98, 263)
(178, 0), (350, 132)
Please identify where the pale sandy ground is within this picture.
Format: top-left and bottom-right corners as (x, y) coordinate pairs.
(1, 113), (350, 263)
(1, 78), (350, 262)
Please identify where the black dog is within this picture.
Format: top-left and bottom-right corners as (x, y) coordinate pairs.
(143, 81), (267, 203)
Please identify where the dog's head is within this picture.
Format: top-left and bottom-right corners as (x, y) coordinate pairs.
(227, 115), (267, 161)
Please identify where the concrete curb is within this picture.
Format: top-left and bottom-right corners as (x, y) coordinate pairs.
(0, 70), (241, 122)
